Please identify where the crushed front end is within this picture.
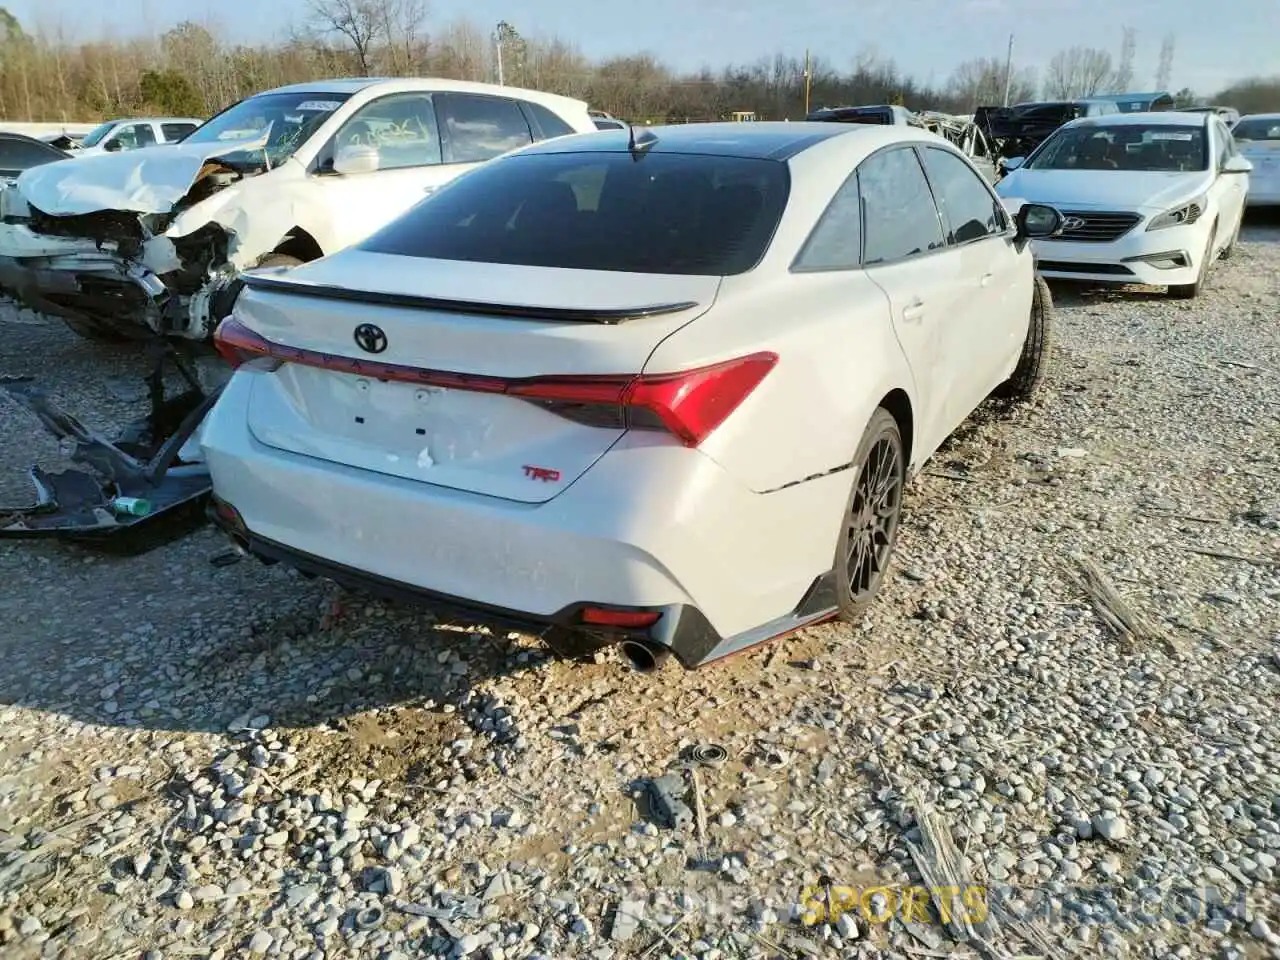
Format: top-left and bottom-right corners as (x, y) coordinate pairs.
(0, 156), (262, 343)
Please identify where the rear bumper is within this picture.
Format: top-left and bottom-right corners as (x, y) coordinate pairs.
(201, 371), (850, 665)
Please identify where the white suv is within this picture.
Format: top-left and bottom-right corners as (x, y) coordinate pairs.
(0, 79), (594, 343)
(72, 117), (204, 155)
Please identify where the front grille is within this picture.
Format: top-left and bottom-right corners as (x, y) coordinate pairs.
(1044, 210), (1142, 243)
(1037, 260), (1134, 275)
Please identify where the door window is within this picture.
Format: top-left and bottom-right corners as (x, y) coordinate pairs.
(523, 101), (575, 140)
(857, 147), (946, 265)
(439, 94), (534, 163)
(332, 92), (442, 170)
(111, 123), (157, 149)
(793, 171), (861, 271)
(920, 146), (1006, 244)
(161, 122), (199, 141)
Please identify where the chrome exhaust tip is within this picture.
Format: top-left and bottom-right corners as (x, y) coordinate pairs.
(618, 639), (670, 674)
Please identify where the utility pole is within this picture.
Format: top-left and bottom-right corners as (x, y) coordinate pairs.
(494, 27), (505, 86)
(1002, 33), (1015, 106)
(803, 49), (812, 116)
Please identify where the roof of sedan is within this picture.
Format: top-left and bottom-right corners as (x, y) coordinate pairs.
(520, 121), (874, 160)
(1070, 111), (1210, 128)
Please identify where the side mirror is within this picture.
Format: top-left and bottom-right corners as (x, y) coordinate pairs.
(103, 138), (124, 152)
(1015, 203), (1064, 240)
(1002, 156), (1026, 172)
(1222, 155), (1253, 174)
(333, 144), (380, 175)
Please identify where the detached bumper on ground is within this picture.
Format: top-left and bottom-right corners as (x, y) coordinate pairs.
(201, 373), (849, 668)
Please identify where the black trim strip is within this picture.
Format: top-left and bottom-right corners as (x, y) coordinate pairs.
(241, 274), (698, 325)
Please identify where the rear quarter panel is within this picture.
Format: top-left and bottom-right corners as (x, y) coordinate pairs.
(646, 269), (916, 495)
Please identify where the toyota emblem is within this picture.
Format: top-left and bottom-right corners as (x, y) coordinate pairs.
(353, 323), (387, 354)
(1062, 216), (1087, 231)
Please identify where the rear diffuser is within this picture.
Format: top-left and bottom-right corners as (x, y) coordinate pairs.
(0, 354), (222, 548)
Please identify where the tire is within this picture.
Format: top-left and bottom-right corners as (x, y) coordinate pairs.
(834, 408), (906, 621)
(1168, 224), (1217, 299)
(996, 274), (1054, 401)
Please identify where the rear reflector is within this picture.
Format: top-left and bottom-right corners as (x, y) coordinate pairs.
(209, 494), (246, 536)
(580, 607), (662, 628)
(213, 318), (777, 447)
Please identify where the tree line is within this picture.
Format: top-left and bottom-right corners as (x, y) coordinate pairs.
(0, 3), (1276, 125)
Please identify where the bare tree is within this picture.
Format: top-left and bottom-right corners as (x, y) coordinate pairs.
(375, 0), (429, 75)
(1044, 46), (1114, 99)
(306, 0), (379, 75)
(1214, 74), (1280, 114)
(948, 56), (1036, 110)
(1113, 26), (1136, 91)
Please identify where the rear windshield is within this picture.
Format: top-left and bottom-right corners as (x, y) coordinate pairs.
(1027, 123), (1208, 172)
(359, 151), (790, 276)
(1233, 118), (1280, 141)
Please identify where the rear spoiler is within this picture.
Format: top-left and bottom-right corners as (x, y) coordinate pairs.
(241, 274), (698, 325)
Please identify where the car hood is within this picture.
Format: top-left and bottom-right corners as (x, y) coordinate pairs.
(15, 137), (269, 217)
(997, 168), (1211, 212)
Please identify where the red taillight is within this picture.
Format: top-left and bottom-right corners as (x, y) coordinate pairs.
(508, 353), (778, 447)
(210, 494), (246, 536)
(580, 607), (662, 629)
(213, 317), (274, 368)
(212, 318), (776, 447)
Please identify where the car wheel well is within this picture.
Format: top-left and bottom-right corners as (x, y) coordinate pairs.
(877, 389), (914, 471)
(272, 228), (324, 263)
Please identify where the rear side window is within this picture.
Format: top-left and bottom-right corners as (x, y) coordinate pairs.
(361, 151), (790, 276)
(0, 137), (63, 171)
(857, 147), (945, 265)
(523, 102), (575, 140)
(920, 147), (1004, 244)
(793, 172), (861, 271)
(162, 123), (198, 141)
(439, 94), (534, 163)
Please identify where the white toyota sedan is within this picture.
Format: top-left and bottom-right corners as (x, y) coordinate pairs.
(1232, 113), (1280, 207)
(200, 122), (1062, 672)
(997, 111), (1251, 298)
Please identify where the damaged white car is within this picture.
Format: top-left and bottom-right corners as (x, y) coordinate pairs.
(0, 78), (594, 343)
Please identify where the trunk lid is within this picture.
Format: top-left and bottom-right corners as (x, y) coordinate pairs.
(235, 250), (719, 504)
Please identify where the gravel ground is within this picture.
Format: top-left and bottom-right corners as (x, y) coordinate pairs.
(0, 216), (1277, 960)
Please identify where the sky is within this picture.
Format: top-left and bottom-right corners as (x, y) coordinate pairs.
(4, 0), (1277, 96)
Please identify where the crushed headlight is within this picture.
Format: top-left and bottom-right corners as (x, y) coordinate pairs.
(1146, 196), (1206, 231)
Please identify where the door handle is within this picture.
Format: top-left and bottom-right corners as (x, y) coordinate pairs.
(980, 272), (994, 287)
(902, 300), (925, 323)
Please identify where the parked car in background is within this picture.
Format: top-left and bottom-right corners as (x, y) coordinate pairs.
(589, 110), (627, 130)
(1186, 105), (1241, 126)
(0, 78), (594, 344)
(997, 111), (1250, 298)
(1232, 113), (1280, 207)
(202, 121), (1063, 673)
(1092, 91), (1176, 113)
(806, 104), (921, 126)
(72, 117), (204, 155)
(0, 131), (68, 186)
(978, 99), (1121, 171)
